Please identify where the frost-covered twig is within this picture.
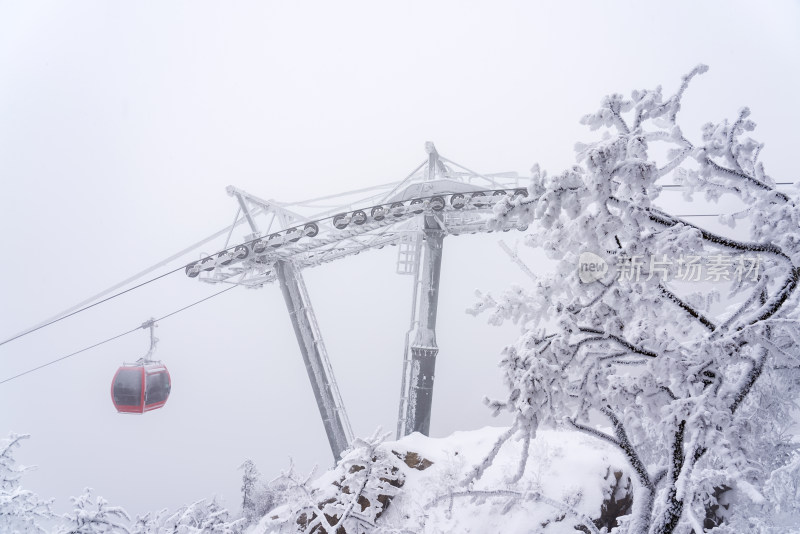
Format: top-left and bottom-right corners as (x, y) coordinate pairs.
(461, 421), (518, 486)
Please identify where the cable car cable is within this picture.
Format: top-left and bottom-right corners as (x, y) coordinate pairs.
(0, 213), (263, 349)
(0, 285), (237, 386)
(0, 264), (187, 349)
(1, 226), (264, 348)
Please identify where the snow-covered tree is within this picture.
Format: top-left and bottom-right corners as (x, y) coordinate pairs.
(240, 459), (259, 524)
(57, 488), (130, 534)
(470, 65), (800, 533)
(239, 459), (277, 525)
(0, 433), (54, 534)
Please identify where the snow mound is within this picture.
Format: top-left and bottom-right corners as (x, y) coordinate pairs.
(255, 426), (633, 533)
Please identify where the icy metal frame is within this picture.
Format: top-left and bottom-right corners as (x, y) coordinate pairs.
(186, 143), (528, 457)
(276, 260), (353, 458)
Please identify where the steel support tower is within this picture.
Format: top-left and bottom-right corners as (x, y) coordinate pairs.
(186, 143), (528, 458)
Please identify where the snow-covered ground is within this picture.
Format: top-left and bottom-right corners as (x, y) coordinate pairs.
(256, 426), (631, 533)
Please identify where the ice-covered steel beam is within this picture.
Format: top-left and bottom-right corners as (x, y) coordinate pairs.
(187, 187), (529, 285)
(275, 259), (352, 460)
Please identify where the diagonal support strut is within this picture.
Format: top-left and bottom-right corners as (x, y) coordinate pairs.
(275, 259), (353, 460)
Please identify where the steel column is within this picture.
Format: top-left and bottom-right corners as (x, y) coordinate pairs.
(275, 259), (351, 460)
(404, 219), (445, 436)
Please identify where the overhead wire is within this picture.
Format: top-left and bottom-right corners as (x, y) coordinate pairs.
(0, 212), (262, 348)
(0, 285), (237, 385)
(0, 264), (187, 348)
(0, 221), (266, 348)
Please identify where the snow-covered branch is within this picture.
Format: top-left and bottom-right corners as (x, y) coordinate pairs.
(0, 433), (54, 534)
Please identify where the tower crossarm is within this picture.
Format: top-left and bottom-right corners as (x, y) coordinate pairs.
(186, 184), (529, 287)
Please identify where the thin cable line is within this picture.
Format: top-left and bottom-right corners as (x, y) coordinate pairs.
(0, 328), (142, 385)
(0, 218), (257, 347)
(0, 285), (237, 385)
(0, 265), (186, 348)
(154, 285), (236, 322)
(0, 229), (259, 348)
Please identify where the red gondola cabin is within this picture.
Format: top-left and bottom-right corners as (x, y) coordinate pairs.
(111, 363), (171, 414)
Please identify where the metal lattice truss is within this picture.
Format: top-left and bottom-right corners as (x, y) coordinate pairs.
(185, 143), (528, 286)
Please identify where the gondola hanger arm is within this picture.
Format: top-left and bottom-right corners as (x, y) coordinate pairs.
(140, 318), (158, 363)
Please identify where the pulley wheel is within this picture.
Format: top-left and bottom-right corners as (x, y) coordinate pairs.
(333, 214), (350, 230)
(352, 210), (367, 225)
(371, 206), (386, 221)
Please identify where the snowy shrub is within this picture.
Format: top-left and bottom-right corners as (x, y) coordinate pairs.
(471, 65), (800, 533)
(58, 489), (241, 534)
(0, 433), (54, 534)
(129, 498), (244, 534)
(161, 498), (245, 533)
(129, 509), (169, 534)
(261, 430), (405, 533)
(57, 488), (130, 534)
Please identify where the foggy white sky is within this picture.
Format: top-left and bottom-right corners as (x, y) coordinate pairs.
(1, 0), (799, 519)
